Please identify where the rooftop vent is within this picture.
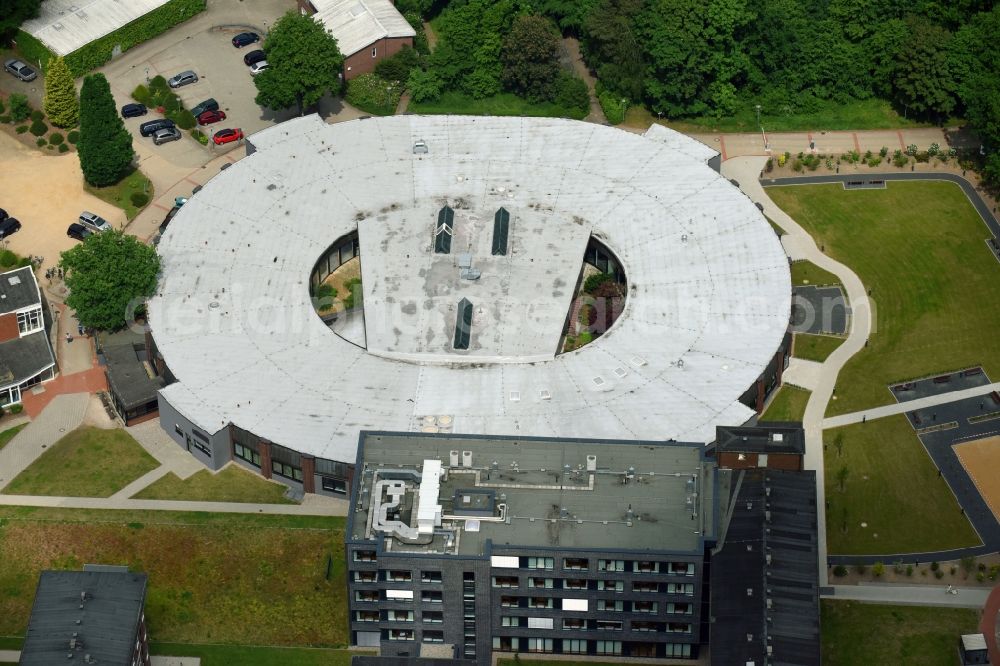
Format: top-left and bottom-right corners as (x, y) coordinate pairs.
(434, 206), (454, 254)
(453, 298), (473, 350)
(412, 139), (428, 154)
(492, 207), (510, 255)
(8, 275), (21, 285)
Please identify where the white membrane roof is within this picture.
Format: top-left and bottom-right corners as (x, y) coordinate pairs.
(308, 0), (416, 58)
(150, 115), (790, 463)
(21, 0), (170, 57)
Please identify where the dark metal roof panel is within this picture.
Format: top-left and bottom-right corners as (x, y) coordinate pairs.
(492, 207), (510, 255)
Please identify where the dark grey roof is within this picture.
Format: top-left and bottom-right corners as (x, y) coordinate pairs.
(710, 469), (820, 666)
(20, 570), (148, 666)
(100, 330), (164, 409)
(0, 330), (54, 389)
(714, 422), (805, 455)
(0, 266), (40, 315)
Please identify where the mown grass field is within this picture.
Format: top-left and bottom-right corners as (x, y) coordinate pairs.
(0, 423), (26, 450)
(768, 182), (1000, 416)
(133, 465), (295, 504)
(794, 333), (846, 363)
(791, 260), (841, 287)
(824, 415), (979, 555)
(0, 507), (347, 647)
(2, 427), (158, 497)
(84, 168), (153, 221)
(761, 385), (811, 421)
(822, 600), (979, 666)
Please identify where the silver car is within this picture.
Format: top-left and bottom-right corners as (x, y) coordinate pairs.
(4, 59), (37, 82)
(153, 127), (182, 145)
(168, 70), (198, 88)
(78, 211), (111, 233)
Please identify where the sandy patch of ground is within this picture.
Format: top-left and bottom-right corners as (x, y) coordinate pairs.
(955, 435), (1000, 523)
(318, 257), (361, 315)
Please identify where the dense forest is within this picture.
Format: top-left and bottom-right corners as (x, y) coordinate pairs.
(394, 0), (1000, 183)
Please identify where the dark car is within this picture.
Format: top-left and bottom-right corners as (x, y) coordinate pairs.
(67, 223), (92, 241)
(232, 32), (260, 48)
(197, 109), (227, 126)
(139, 118), (176, 137)
(213, 128), (243, 145)
(0, 208), (7, 222)
(3, 59), (37, 82)
(121, 103), (147, 118)
(0, 217), (21, 239)
(190, 98), (219, 118)
(159, 206), (180, 233)
(243, 49), (266, 66)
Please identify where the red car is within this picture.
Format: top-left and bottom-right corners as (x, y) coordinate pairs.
(213, 128), (243, 145)
(197, 109), (227, 125)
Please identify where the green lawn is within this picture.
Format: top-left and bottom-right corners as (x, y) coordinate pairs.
(133, 465), (296, 504)
(0, 508), (347, 647)
(2, 427), (159, 497)
(499, 661), (629, 666)
(152, 643), (355, 665)
(761, 385), (811, 422)
(84, 168), (153, 221)
(768, 182), (1000, 416)
(822, 600), (979, 666)
(766, 215), (785, 236)
(794, 333), (846, 363)
(627, 98), (958, 133)
(0, 423), (26, 450)
(791, 260), (841, 287)
(409, 91), (586, 119)
(824, 415), (979, 555)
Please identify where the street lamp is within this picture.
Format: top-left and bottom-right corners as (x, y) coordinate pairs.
(755, 104), (769, 152)
(145, 67), (149, 83)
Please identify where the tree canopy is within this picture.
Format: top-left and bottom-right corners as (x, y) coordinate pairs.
(253, 11), (344, 116)
(501, 15), (561, 102)
(43, 56), (79, 128)
(77, 73), (133, 187)
(0, 0), (43, 40)
(60, 231), (160, 331)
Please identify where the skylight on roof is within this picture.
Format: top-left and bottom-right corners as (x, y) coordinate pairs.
(492, 207), (510, 256)
(435, 206), (454, 254)
(454, 298), (472, 350)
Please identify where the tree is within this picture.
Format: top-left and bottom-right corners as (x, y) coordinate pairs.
(891, 16), (956, 120)
(77, 73), (133, 187)
(836, 465), (850, 492)
(501, 15), (562, 102)
(60, 231), (159, 331)
(42, 56), (79, 128)
(833, 432), (844, 457)
(254, 11), (344, 116)
(407, 68), (444, 102)
(0, 0), (42, 41)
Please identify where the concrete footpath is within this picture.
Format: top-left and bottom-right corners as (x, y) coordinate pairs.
(824, 382), (1000, 429)
(0, 492), (348, 516)
(0, 651), (199, 665)
(825, 583), (990, 609)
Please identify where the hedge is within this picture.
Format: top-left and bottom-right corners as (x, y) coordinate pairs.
(12, 30), (55, 72)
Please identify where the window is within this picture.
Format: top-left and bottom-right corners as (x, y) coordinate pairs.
(596, 620), (622, 631)
(563, 578), (587, 590)
(493, 637), (519, 651)
(353, 550), (376, 562)
(492, 576), (518, 588)
(271, 460), (303, 481)
(525, 557), (554, 570)
(635, 561), (660, 573)
(564, 558), (588, 571)
(563, 639), (586, 654)
(527, 577), (553, 589)
(355, 590), (378, 602)
(371, 47), (377, 57)
(233, 443), (261, 467)
(598, 580), (623, 592)
(322, 476), (346, 494)
(422, 611), (443, 623)
(598, 559), (625, 572)
(500, 595), (519, 608)
(562, 618), (585, 631)
(525, 638), (553, 653)
(354, 571), (376, 583)
(389, 610), (413, 622)
(633, 581), (658, 593)
(666, 582), (694, 596)
(187, 435), (211, 457)
(597, 599), (623, 612)
(175, 424), (184, 437)
(423, 631), (444, 643)
(667, 622), (692, 633)
(388, 629), (413, 641)
(529, 597), (553, 609)
(596, 640), (622, 655)
(421, 590), (442, 603)
(387, 570), (411, 582)
(632, 620), (661, 632)
(501, 616), (520, 627)
(665, 643), (693, 658)
(633, 601), (658, 614)
(421, 571), (442, 583)
(16, 308), (41, 335)
(354, 611), (379, 623)
(666, 602), (692, 615)
(669, 562), (695, 576)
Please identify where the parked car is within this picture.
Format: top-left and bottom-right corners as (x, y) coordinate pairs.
(213, 128), (243, 145)
(175, 196), (188, 208)
(243, 49), (266, 66)
(231, 32), (260, 48)
(249, 61), (269, 77)
(67, 223), (92, 241)
(167, 70), (198, 88)
(153, 127), (182, 145)
(78, 211), (111, 233)
(0, 208), (7, 222)
(197, 109), (227, 126)
(139, 118), (176, 137)
(159, 206), (180, 233)
(191, 98), (219, 118)
(0, 217), (21, 239)
(121, 103), (147, 118)
(3, 59), (37, 82)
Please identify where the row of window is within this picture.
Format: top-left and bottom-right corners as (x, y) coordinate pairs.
(498, 597), (692, 615)
(492, 637), (692, 657)
(232, 443), (347, 493)
(386, 629), (444, 642)
(500, 617), (691, 633)
(16, 308), (42, 335)
(492, 576), (694, 595)
(349, 564), (444, 583)
(354, 589), (444, 603)
(354, 610), (445, 624)
(504, 557), (694, 575)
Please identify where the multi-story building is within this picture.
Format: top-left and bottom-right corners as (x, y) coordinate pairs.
(346, 432), (719, 662)
(0, 266), (55, 407)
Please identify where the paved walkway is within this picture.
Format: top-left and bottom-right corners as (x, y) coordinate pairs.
(781, 358), (825, 392)
(981, 584), (1000, 665)
(0, 492), (347, 516)
(0, 650), (200, 665)
(127, 419), (205, 480)
(823, 382), (1000, 429)
(21, 368), (106, 418)
(825, 583), (990, 609)
(0, 393), (90, 491)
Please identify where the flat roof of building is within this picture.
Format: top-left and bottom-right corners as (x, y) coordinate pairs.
(309, 0), (416, 58)
(100, 330), (163, 409)
(20, 569), (148, 666)
(714, 422), (805, 456)
(350, 432), (717, 556)
(0, 266), (41, 314)
(21, 0), (171, 57)
(151, 115), (790, 463)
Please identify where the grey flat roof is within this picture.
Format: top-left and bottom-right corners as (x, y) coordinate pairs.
(20, 570), (147, 666)
(352, 432), (717, 555)
(0, 266), (41, 314)
(0, 330), (55, 390)
(100, 330), (163, 409)
(714, 422), (805, 455)
(21, 0), (171, 57)
(151, 115), (790, 463)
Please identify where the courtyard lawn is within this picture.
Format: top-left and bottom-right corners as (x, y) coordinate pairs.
(824, 415), (979, 555)
(132, 465), (296, 504)
(0, 508), (347, 647)
(761, 385), (811, 422)
(0, 423), (26, 450)
(767, 181), (1000, 416)
(794, 333), (846, 363)
(1, 427), (158, 497)
(84, 168), (153, 221)
(791, 260), (841, 287)
(821, 600), (979, 666)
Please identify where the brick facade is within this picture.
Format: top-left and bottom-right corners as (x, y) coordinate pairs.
(343, 36), (413, 80)
(0, 312), (19, 343)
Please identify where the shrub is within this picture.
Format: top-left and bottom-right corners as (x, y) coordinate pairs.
(867, 157), (881, 167)
(168, 109), (196, 130)
(0, 249), (18, 266)
(777, 153), (787, 167)
(893, 561), (905, 574)
(130, 192), (150, 207)
(906, 143), (918, 156)
(0, 98), (5, 114)
(906, 564), (914, 576)
(9, 94), (31, 122)
(29, 120), (48, 136)
(928, 142), (940, 156)
(930, 561), (939, 571)
(30, 109), (44, 122)
(979, 562), (987, 572)
(132, 84), (151, 105)
(892, 153), (909, 168)
(872, 562), (885, 577)
(15, 125), (28, 134)
(832, 564), (848, 577)
(9, 403), (23, 414)
(343, 277), (363, 310)
(825, 158), (834, 170)
(597, 90), (626, 125)
(792, 159), (804, 172)
(49, 132), (64, 145)
(36, 137), (47, 147)
(407, 68), (443, 103)
(375, 44), (423, 83)
(578, 303), (597, 327)
(190, 129), (209, 145)
(977, 571), (986, 582)
(950, 565), (957, 576)
(67, 130), (80, 144)
(765, 158), (774, 173)
(915, 151), (930, 163)
(554, 72), (589, 119)
(879, 146), (888, 157)
(58, 143), (69, 153)
(345, 74), (401, 116)
(934, 569), (944, 579)
(0, 114), (9, 124)
(314, 283), (338, 299)
(864, 149), (872, 160)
